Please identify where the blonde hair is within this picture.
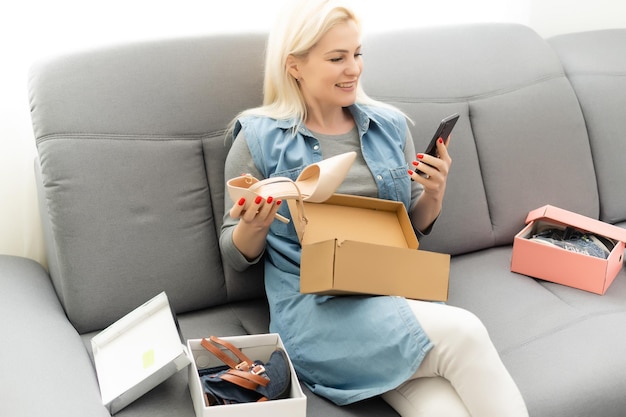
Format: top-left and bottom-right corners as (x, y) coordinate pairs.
(229, 0), (400, 134)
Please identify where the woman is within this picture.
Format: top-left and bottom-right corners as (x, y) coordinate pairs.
(219, 1), (529, 416)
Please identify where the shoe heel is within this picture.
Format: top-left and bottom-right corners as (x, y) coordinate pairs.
(297, 151), (356, 203)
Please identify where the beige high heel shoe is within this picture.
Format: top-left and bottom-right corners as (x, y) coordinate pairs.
(226, 151), (356, 238)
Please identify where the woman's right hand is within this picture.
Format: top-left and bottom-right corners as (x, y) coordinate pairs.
(230, 196), (283, 260)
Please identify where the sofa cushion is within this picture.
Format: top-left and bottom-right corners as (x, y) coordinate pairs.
(0, 255), (109, 417)
(28, 34), (266, 139)
(36, 134), (227, 333)
(548, 29), (626, 224)
(363, 23), (599, 255)
(28, 34), (267, 333)
(447, 248), (626, 417)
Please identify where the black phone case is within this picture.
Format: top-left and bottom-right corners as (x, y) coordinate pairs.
(424, 113), (460, 157)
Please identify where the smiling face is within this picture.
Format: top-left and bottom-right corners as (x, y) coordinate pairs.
(287, 19), (363, 116)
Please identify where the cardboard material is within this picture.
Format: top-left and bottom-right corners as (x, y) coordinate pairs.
(511, 205), (626, 294)
(298, 194), (450, 301)
(91, 292), (190, 414)
(187, 334), (306, 417)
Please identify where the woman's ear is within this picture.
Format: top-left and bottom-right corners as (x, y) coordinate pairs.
(286, 55), (301, 81)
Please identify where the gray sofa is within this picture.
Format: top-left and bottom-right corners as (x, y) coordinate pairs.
(2, 23), (626, 417)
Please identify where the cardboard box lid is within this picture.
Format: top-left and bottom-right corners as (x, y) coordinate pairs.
(526, 205), (626, 243)
(91, 292), (190, 414)
(300, 194), (419, 249)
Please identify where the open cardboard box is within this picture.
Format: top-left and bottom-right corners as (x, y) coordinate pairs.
(187, 334), (306, 417)
(91, 292), (190, 414)
(297, 194), (450, 301)
(511, 205), (626, 294)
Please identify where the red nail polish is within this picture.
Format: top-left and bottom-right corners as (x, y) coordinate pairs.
(417, 154), (424, 160)
(238, 197), (246, 206)
(412, 161), (418, 166)
(254, 196), (263, 204)
(276, 200), (282, 206)
(267, 196), (273, 204)
(408, 169), (414, 175)
(438, 138), (443, 144)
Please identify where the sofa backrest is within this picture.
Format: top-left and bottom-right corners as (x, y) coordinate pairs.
(362, 23), (599, 255)
(29, 24), (607, 332)
(548, 29), (626, 225)
(29, 34), (267, 333)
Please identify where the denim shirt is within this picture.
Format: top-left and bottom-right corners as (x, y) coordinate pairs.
(234, 103), (411, 209)
(231, 103), (432, 405)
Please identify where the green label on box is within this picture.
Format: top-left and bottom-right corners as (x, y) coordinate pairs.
(142, 348), (155, 369)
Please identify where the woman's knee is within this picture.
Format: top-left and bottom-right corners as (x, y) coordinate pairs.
(428, 306), (493, 355)
(450, 308), (491, 346)
(407, 301), (493, 351)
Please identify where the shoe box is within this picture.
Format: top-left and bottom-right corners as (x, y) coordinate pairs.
(297, 194), (450, 301)
(511, 205), (626, 294)
(187, 334), (305, 417)
(91, 292), (306, 416)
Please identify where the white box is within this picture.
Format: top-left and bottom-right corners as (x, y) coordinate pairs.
(187, 334), (307, 417)
(91, 292), (191, 414)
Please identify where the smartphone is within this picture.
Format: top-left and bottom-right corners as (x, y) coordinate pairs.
(416, 113), (460, 176)
(424, 113), (460, 157)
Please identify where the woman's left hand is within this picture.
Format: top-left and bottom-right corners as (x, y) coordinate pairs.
(409, 137), (451, 198)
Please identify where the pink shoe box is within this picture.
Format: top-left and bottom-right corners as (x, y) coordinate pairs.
(511, 205), (626, 294)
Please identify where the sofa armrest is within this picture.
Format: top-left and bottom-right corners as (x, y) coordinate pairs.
(0, 255), (109, 417)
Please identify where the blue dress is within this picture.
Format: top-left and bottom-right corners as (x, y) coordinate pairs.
(223, 104), (433, 405)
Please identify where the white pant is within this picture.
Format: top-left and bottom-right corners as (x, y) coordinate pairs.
(382, 300), (529, 417)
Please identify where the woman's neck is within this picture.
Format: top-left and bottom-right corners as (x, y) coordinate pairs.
(305, 106), (355, 135)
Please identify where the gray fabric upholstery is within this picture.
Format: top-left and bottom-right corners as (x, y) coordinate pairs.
(362, 24), (598, 255)
(548, 29), (626, 224)
(447, 247), (626, 416)
(36, 134), (227, 332)
(0, 255), (109, 417)
(28, 34), (268, 333)
(3, 24), (626, 417)
(28, 34), (265, 138)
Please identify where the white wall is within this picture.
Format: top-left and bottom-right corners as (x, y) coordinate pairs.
(1, 0), (624, 267)
(529, 0), (626, 38)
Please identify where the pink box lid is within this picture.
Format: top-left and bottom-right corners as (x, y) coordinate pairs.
(526, 205), (626, 243)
